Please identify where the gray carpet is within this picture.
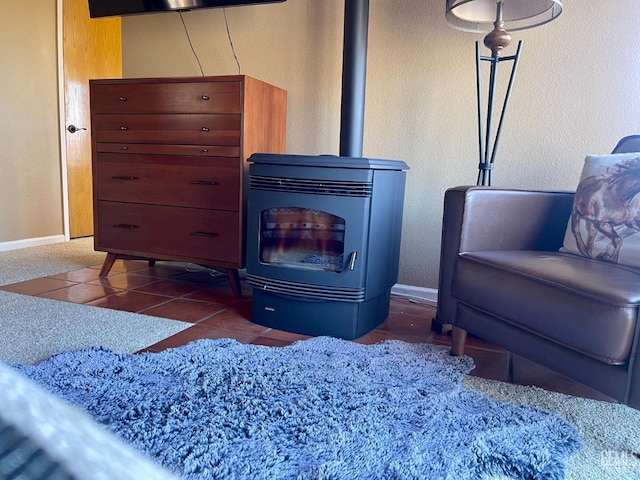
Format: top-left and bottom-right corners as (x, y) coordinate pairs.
(0, 238), (191, 364)
(464, 377), (640, 479)
(0, 237), (105, 286)
(1, 239), (639, 479)
(0, 291), (191, 364)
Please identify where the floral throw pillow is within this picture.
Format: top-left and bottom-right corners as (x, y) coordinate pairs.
(561, 153), (640, 268)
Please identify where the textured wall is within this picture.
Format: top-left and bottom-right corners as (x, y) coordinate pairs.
(122, 0), (640, 288)
(0, 2), (62, 243)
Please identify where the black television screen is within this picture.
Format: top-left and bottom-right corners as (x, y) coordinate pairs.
(88, 0), (286, 18)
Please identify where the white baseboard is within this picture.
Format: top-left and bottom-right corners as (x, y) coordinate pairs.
(0, 235), (67, 253)
(391, 283), (438, 305)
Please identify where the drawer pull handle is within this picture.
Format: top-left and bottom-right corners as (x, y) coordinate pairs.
(201, 95), (210, 101)
(121, 146), (129, 150)
(113, 224), (139, 229)
(191, 180), (217, 186)
(120, 125), (129, 131)
(112, 176), (139, 181)
(119, 96), (127, 101)
(191, 231), (218, 238)
(201, 127), (210, 132)
(202, 149), (209, 153)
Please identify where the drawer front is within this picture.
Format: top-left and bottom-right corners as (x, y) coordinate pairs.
(97, 202), (240, 264)
(93, 114), (241, 145)
(91, 81), (242, 114)
(95, 143), (241, 158)
(96, 156), (240, 211)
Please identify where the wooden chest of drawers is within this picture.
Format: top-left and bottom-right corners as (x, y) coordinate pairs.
(90, 75), (287, 296)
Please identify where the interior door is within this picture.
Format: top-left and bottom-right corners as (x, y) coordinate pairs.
(64, 0), (121, 238)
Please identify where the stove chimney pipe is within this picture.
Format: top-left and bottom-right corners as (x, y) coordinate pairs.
(339, 0), (369, 158)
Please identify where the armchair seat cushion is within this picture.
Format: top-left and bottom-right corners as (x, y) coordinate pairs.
(452, 250), (640, 365)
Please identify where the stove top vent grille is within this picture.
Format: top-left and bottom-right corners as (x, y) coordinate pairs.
(250, 175), (373, 197)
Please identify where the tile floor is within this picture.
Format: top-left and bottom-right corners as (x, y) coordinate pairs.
(0, 258), (614, 403)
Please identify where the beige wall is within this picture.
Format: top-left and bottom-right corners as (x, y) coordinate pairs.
(0, 2), (63, 244)
(121, 0), (640, 288)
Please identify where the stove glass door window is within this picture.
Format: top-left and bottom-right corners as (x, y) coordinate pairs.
(259, 208), (346, 273)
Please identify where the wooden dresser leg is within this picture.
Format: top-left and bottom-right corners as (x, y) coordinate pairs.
(226, 269), (243, 298)
(451, 327), (468, 356)
(99, 253), (118, 277)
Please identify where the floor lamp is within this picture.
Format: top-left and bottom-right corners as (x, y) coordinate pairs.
(445, 0), (563, 186)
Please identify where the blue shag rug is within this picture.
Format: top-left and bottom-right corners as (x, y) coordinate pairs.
(13, 337), (581, 479)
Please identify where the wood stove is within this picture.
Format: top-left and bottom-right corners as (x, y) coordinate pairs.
(246, 153), (408, 339)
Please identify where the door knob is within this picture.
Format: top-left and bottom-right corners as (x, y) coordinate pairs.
(67, 125), (87, 134)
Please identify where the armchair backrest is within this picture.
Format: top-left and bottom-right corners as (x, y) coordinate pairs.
(612, 135), (640, 154)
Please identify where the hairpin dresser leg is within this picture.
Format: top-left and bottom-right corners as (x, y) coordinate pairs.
(99, 252), (118, 277)
(226, 269), (243, 298)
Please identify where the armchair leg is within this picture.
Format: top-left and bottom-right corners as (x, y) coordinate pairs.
(451, 327), (468, 356)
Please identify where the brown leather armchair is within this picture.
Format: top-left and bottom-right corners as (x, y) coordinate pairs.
(436, 136), (640, 410)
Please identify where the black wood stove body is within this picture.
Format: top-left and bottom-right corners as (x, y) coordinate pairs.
(246, 153), (408, 339)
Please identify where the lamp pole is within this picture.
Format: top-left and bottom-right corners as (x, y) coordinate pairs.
(476, 0), (522, 186)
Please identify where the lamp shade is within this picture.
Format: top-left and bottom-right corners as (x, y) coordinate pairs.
(445, 0), (562, 33)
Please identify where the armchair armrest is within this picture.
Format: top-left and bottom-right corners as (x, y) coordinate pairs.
(435, 186), (575, 326)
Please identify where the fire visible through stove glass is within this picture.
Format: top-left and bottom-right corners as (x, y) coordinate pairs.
(259, 207), (346, 273)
